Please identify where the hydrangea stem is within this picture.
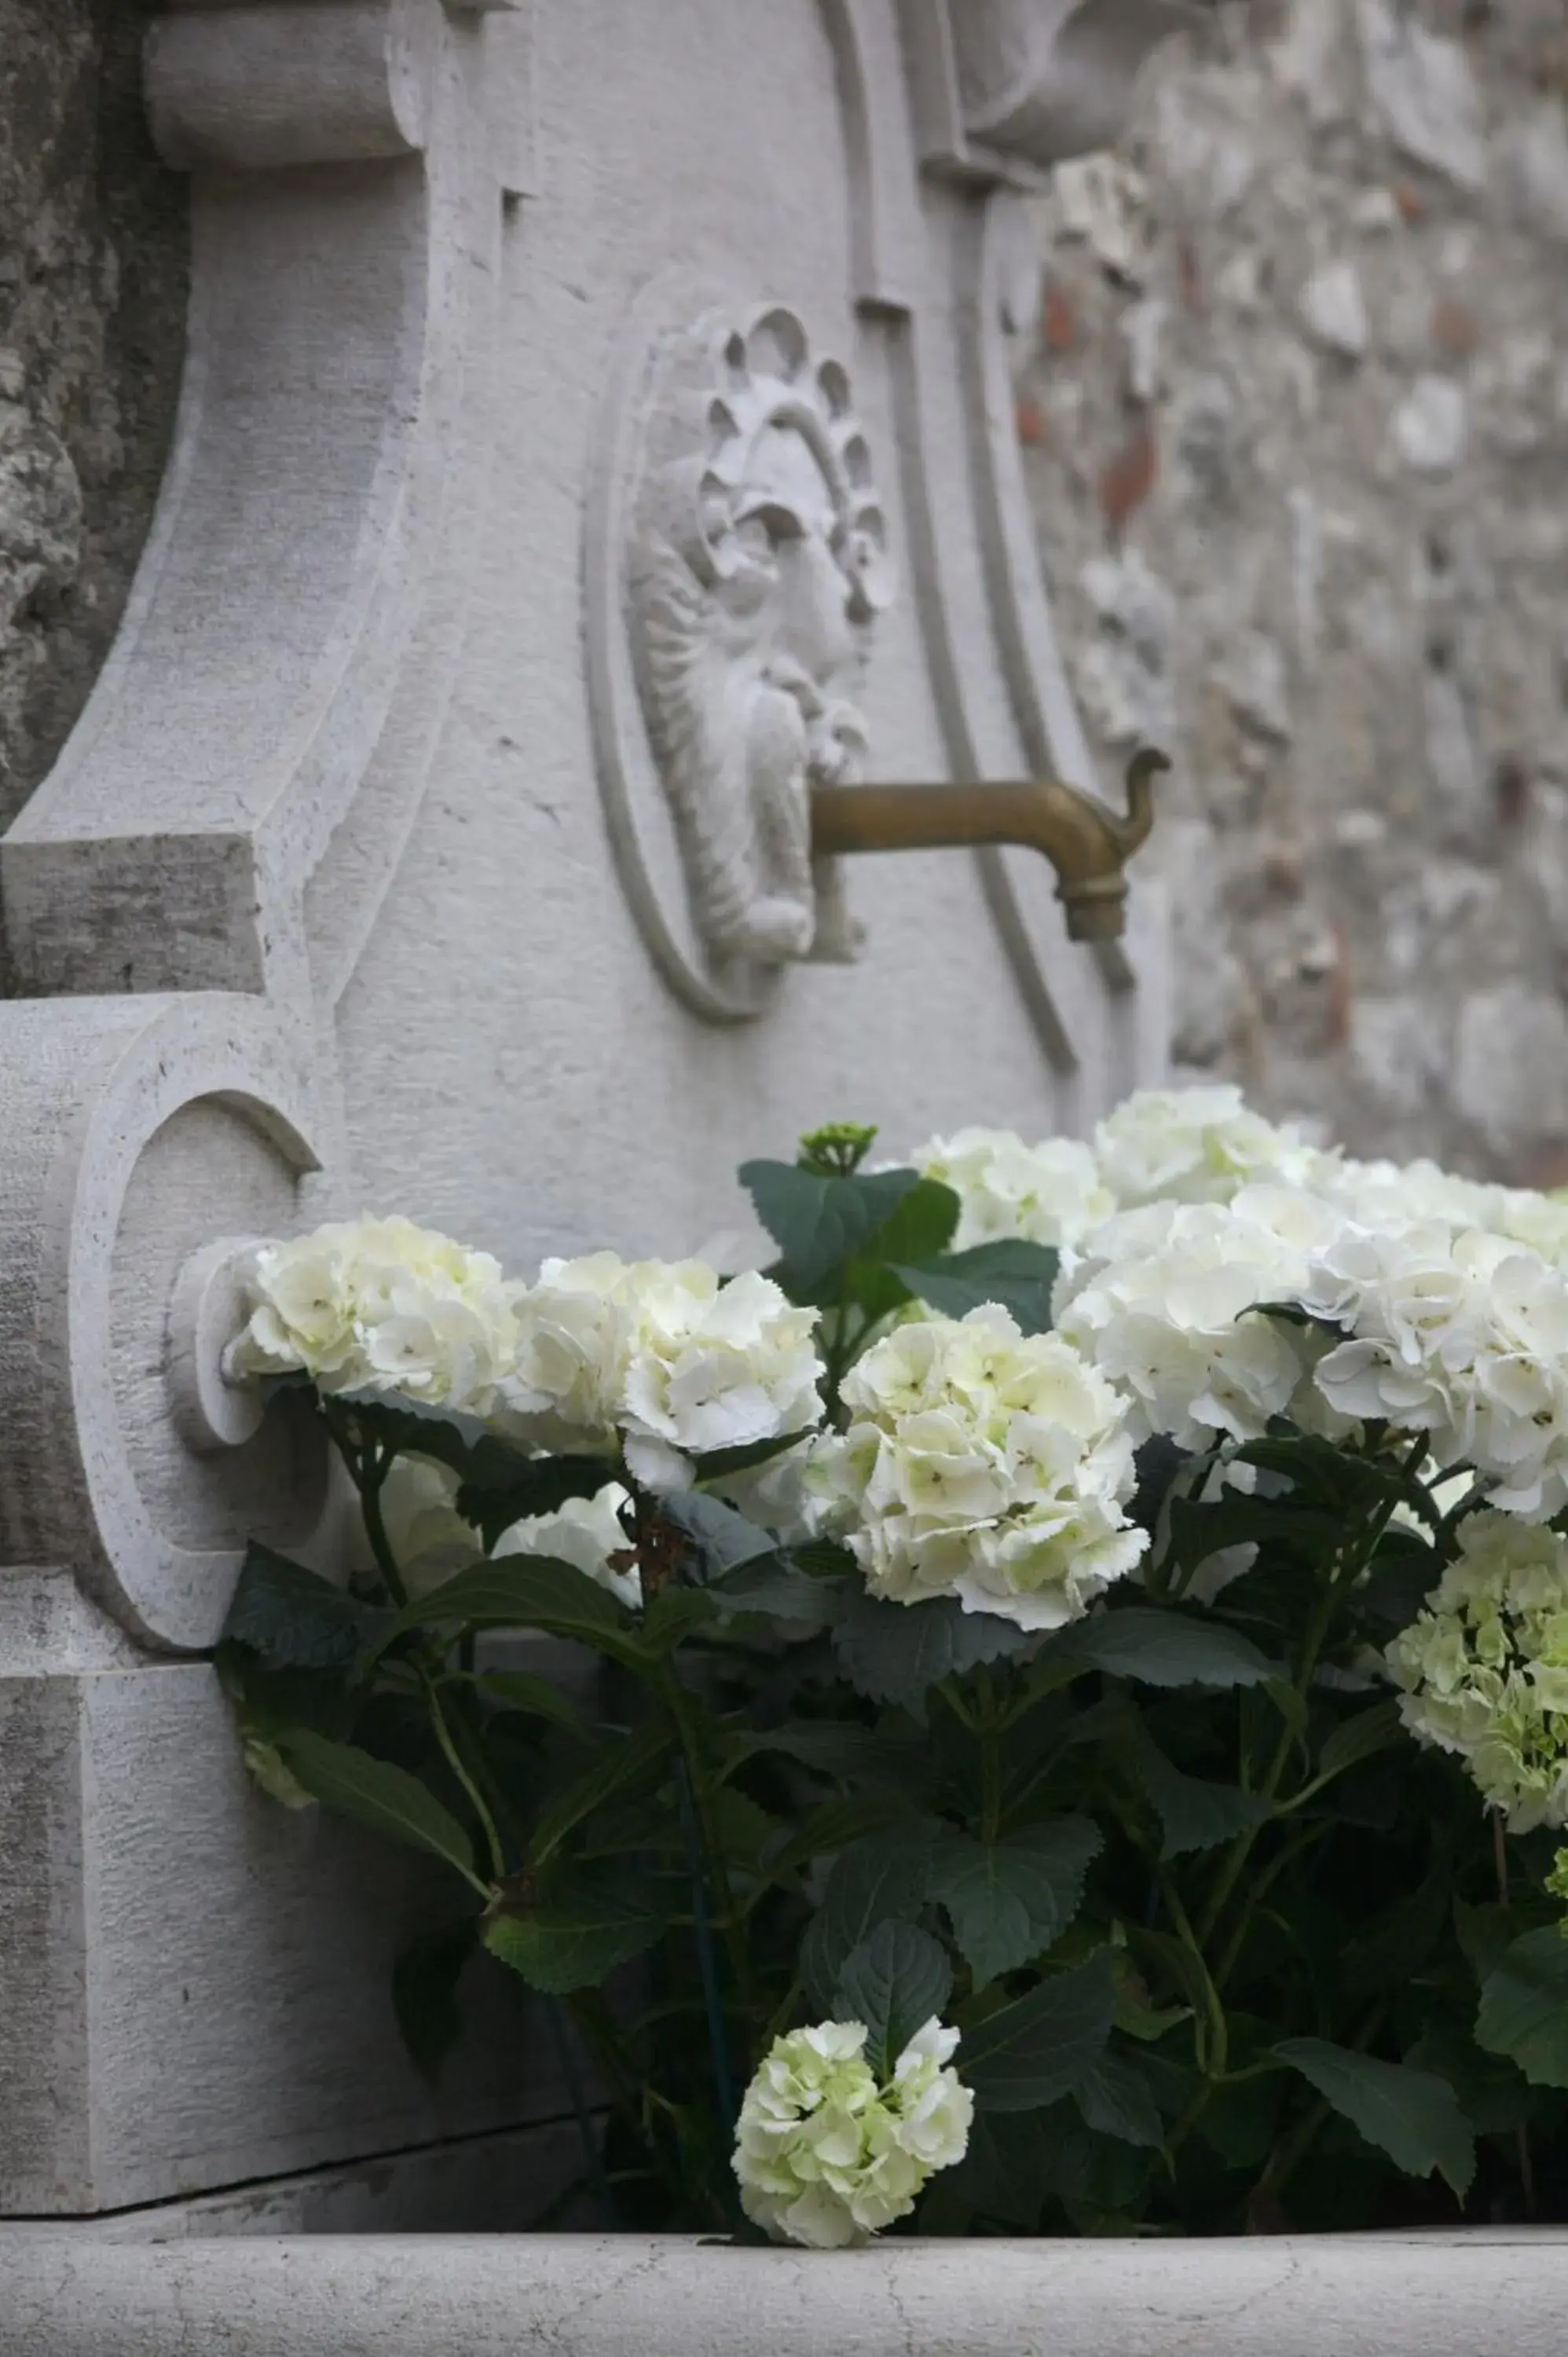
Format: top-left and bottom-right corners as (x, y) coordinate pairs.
(346, 1434), (410, 1608)
(676, 1756), (737, 2132)
(976, 1666), (1002, 1845)
(1198, 1436), (1426, 1954)
(421, 1670), (506, 1886)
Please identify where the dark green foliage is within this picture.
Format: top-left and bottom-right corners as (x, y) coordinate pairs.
(833, 1922), (954, 2079)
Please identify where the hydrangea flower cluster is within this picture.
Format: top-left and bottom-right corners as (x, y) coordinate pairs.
(493, 1481), (639, 1608)
(910, 1126), (1112, 1251)
(1302, 1221), (1568, 1519)
(231, 1221), (825, 1497)
(812, 1306), (1145, 1631)
(733, 2018), (973, 2248)
(368, 1455), (476, 1596)
(1090, 1083), (1321, 1210)
(361, 1456), (637, 1604)
(1321, 1155), (1568, 1277)
(1053, 1186), (1342, 1450)
(226, 1215), (522, 1414)
(1387, 1512), (1568, 1832)
(504, 1253), (824, 1490)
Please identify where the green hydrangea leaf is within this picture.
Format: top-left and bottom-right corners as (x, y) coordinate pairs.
(277, 1732), (480, 1887)
(960, 1948), (1117, 2113)
(950, 2110), (1053, 2229)
(1273, 2037), (1475, 2198)
(833, 1589), (1028, 1710)
(222, 1542), (389, 1670)
(1072, 2051), (1164, 2148)
(708, 1559), (850, 1629)
(891, 1241), (1061, 1335)
(928, 1820), (1101, 1989)
(720, 1721), (902, 1784)
(320, 1387), (490, 1474)
(737, 1162), (929, 1290)
(832, 1920), (953, 2080)
(1317, 1698), (1408, 1782)
(528, 1714), (676, 1868)
(1134, 1736), (1273, 1860)
(800, 1821), (940, 2007)
(1476, 1927), (1568, 2088)
(868, 1178), (963, 1268)
(484, 1872), (661, 1996)
(474, 1668), (588, 1739)
(381, 1555), (639, 1666)
(1047, 1604), (1276, 1690)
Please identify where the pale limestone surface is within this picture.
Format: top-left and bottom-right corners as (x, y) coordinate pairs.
(0, 0), (1172, 2227)
(4, 2231), (1567, 2357)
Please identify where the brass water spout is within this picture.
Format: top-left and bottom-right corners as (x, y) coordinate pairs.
(810, 747), (1167, 942)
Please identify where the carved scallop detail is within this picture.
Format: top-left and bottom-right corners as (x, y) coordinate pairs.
(588, 284), (896, 1021)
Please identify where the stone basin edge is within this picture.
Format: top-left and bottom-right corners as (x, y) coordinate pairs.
(3, 2227), (1568, 2357)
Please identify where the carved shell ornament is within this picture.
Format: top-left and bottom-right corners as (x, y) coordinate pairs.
(625, 304), (895, 988)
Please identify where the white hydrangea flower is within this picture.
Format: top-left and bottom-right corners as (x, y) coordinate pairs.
(1053, 1188), (1332, 1450)
(815, 1307), (1145, 1631)
(504, 1255), (824, 1490)
(1319, 1158), (1568, 1277)
(1093, 1085), (1321, 1210)
(909, 1127), (1114, 1252)
(1493, 1186), (1568, 1274)
(504, 1252), (639, 1453)
(733, 2018), (973, 2249)
(1314, 1156), (1500, 1237)
(493, 1481), (639, 1609)
(366, 1455), (477, 1597)
(618, 1266), (824, 1492)
(226, 1215), (520, 1413)
(710, 1434), (830, 1547)
(356, 1460), (636, 1605)
(1305, 1223), (1568, 1519)
(1387, 1511), (1568, 1831)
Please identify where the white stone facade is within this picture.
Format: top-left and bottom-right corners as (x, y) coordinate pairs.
(0, 0), (1168, 2226)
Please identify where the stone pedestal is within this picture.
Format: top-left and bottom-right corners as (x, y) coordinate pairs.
(0, 0), (1178, 2225)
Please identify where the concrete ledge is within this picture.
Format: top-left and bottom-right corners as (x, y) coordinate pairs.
(4, 2229), (1567, 2357)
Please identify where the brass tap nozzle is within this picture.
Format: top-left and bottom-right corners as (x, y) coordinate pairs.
(810, 746), (1167, 942)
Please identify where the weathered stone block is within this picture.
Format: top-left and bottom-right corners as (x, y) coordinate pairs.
(0, 1667), (553, 2214)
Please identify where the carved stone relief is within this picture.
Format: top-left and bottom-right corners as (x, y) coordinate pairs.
(592, 295), (893, 1019)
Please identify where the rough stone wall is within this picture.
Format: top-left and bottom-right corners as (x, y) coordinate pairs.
(0, 0), (185, 834)
(1019, 0), (1568, 1180)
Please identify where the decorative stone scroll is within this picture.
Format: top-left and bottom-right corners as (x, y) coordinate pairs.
(594, 295), (893, 1017)
(0, 0), (1189, 2226)
(905, 0), (1206, 181)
